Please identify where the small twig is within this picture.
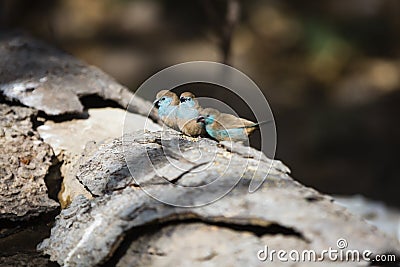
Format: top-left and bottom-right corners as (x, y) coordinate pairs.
(202, 0), (241, 65)
(222, 0), (240, 64)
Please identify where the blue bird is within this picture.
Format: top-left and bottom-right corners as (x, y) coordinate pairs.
(176, 92), (206, 137)
(153, 90), (180, 130)
(197, 108), (268, 142)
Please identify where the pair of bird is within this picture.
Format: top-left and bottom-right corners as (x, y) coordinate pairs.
(153, 90), (264, 142)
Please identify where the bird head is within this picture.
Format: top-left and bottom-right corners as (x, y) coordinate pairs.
(179, 91), (197, 108)
(197, 108), (220, 125)
(154, 90), (179, 108)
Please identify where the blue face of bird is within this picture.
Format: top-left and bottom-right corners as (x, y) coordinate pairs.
(154, 96), (173, 109)
(204, 114), (215, 125)
(197, 114), (215, 125)
(179, 96), (195, 107)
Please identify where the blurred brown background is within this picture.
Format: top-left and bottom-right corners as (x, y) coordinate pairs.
(1, 0), (399, 207)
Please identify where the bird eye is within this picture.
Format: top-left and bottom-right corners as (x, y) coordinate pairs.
(206, 115), (210, 117)
(161, 97), (165, 100)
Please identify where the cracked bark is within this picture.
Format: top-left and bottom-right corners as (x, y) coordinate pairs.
(38, 130), (399, 267)
(0, 104), (59, 221)
(0, 33), (157, 121)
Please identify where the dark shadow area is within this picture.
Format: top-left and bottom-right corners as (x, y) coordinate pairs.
(37, 110), (89, 123)
(0, 210), (60, 266)
(277, 90), (400, 207)
(79, 94), (123, 109)
(44, 158), (63, 202)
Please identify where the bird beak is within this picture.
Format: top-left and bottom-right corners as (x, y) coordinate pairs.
(153, 99), (160, 108)
(196, 116), (205, 123)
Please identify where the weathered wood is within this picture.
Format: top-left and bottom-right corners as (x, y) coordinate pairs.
(38, 130), (400, 267)
(0, 33), (156, 119)
(0, 104), (59, 221)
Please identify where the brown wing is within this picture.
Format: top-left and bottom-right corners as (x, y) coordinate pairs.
(214, 113), (255, 129)
(180, 119), (206, 136)
(239, 118), (257, 127)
